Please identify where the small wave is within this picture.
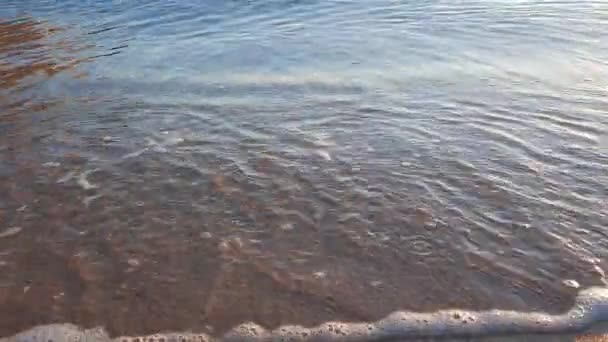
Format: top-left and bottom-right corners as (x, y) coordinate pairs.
(3, 287), (608, 342)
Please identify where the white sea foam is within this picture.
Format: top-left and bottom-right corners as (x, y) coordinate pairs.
(3, 287), (608, 342)
(77, 169), (99, 190)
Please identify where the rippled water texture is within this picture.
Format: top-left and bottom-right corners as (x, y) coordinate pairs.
(1, 0), (608, 338)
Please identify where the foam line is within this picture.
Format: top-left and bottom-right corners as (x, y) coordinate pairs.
(3, 287), (608, 342)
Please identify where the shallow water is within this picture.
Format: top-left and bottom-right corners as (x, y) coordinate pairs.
(0, 0), (607, 338)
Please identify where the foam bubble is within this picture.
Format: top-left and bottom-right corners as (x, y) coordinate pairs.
(564, 280), (581, 289)
(83, 194), (102, 208)
(122, 149), (149, 160)
(314, 150), (332, 161)
(3, 287), (608, 342)
(401, 235), (435, 257)
(102, 136), (119, 143)
(199, 232), (213, 239)
(77, 169), (99, 190)
(57, 171), (77, 184)
(0, 227), (22, 239)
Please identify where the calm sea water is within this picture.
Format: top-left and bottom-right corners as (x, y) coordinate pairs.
(0, 0), (607, 338)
